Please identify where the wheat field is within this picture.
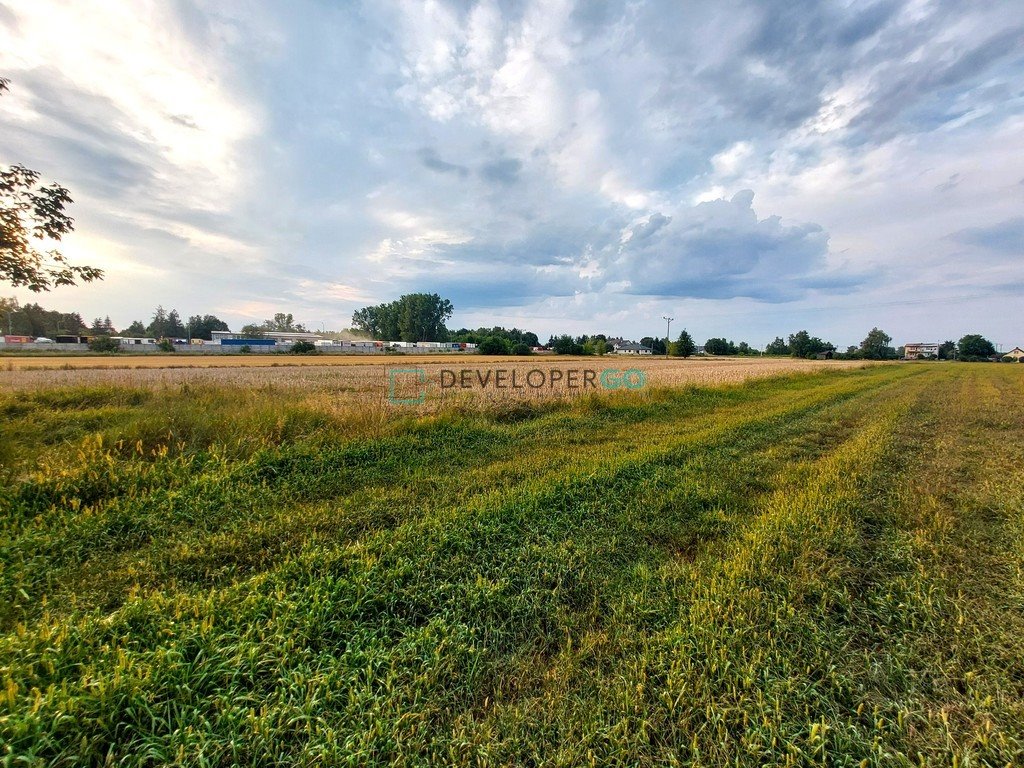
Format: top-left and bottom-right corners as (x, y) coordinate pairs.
(0, 355), (872, 407)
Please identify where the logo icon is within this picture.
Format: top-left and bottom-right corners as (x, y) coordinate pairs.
(388, 367), (427, 405)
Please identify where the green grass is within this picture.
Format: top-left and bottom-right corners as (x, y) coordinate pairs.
(1, 364), (1022, 765)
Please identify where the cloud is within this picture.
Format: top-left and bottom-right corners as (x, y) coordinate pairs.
(947, 217), (1024, 254)
(602, 190), (840, 302)
(1, 0), (1022, 347)
(417, 147), (469, 177)
(480, 157), (522, 185)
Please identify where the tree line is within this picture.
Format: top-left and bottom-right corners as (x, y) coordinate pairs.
(0, 298), (231, 341)
(1, 290), (1008, 363)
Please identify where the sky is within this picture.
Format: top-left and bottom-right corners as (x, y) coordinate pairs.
(0, 0), (1022, 349)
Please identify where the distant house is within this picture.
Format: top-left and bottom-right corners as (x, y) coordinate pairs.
(1002, 346), (1024, 361)
(904, 342), (940, 360)
(612, 341), (652, 355)
(814, 350), (834, 360)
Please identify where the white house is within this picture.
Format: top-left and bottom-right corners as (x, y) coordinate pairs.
(612, 341), (652, 355)
(904, 342), (940, 360)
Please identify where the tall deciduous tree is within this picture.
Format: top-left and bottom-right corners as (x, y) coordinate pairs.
(0, 79), (102, 291)
(957, 334), (996, 360)
(352, 293), (453, 342)
(187, 314), (230, 341)
(704, 337), (737, 355)
(788, 330), (834, 358)
(859, 327), (896, 360)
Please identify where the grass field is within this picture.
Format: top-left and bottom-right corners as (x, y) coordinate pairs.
(1, 362), (1022, 765)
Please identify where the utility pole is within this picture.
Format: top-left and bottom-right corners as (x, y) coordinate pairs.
(663, 316), (673, 359)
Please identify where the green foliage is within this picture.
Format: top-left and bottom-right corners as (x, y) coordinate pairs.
(352, 293), (453, 341)
(765, 336), (790, 355)
(938, 340), (956, 360)
(475, 336), (508, 354)
(510, 342), (531, 356)
(146, 305), (186, 339)
(704, 337), (737, 355)
(788, 329), (835, 358)
(957, 333), (996, 360)
(186, 314), (229, 340)
(452, 326), (539, 349)
(674, 329), (696, 357)
(123, 320), (147, 337)
(859, 327), (897, 360)
(87, 335), (120, 353)
(0, 298), (86, 337)
(1, 80), (103, 291)
(640, 336), (667, 355)
(289, 340), (318, 355)
(265, 312), (306, 333)
(549, 334), (584, 355)
(156, 339), (174, 352)
(239, 344), (251, 354)
(89, 315), (117, 336)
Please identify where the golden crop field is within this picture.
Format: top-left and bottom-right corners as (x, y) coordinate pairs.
(0, 353), (520, 370)
(0, 355), (873, 406)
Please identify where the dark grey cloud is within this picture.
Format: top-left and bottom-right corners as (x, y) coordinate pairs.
(480, 157), (521, 185)
(948, 218), (1024, 254)
(850, 25), (1024, 138)
(417, 147), (469, 177)
(628, 212), (671, 242)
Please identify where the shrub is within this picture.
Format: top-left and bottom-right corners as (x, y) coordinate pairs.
(289, 341), (318, 355)
(157, 339), (174, 353)
(511, 342), (531, 356)
(239, 345), (251, 354)
(477, 336), (509, 355)
(87, 335), (120, 353)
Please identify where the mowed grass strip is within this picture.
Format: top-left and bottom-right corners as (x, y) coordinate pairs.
(0, 366), (914, 625)
(1, 364), (1022, 766)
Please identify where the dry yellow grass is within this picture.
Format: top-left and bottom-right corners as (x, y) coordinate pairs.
(0, 353), (517, 371)
(0, 355), (877, 414)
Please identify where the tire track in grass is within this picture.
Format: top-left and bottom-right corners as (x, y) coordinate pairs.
(432, 373), (930, 766)
(467, 365), (1022, 767)
(829, 364), (1024, 764)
